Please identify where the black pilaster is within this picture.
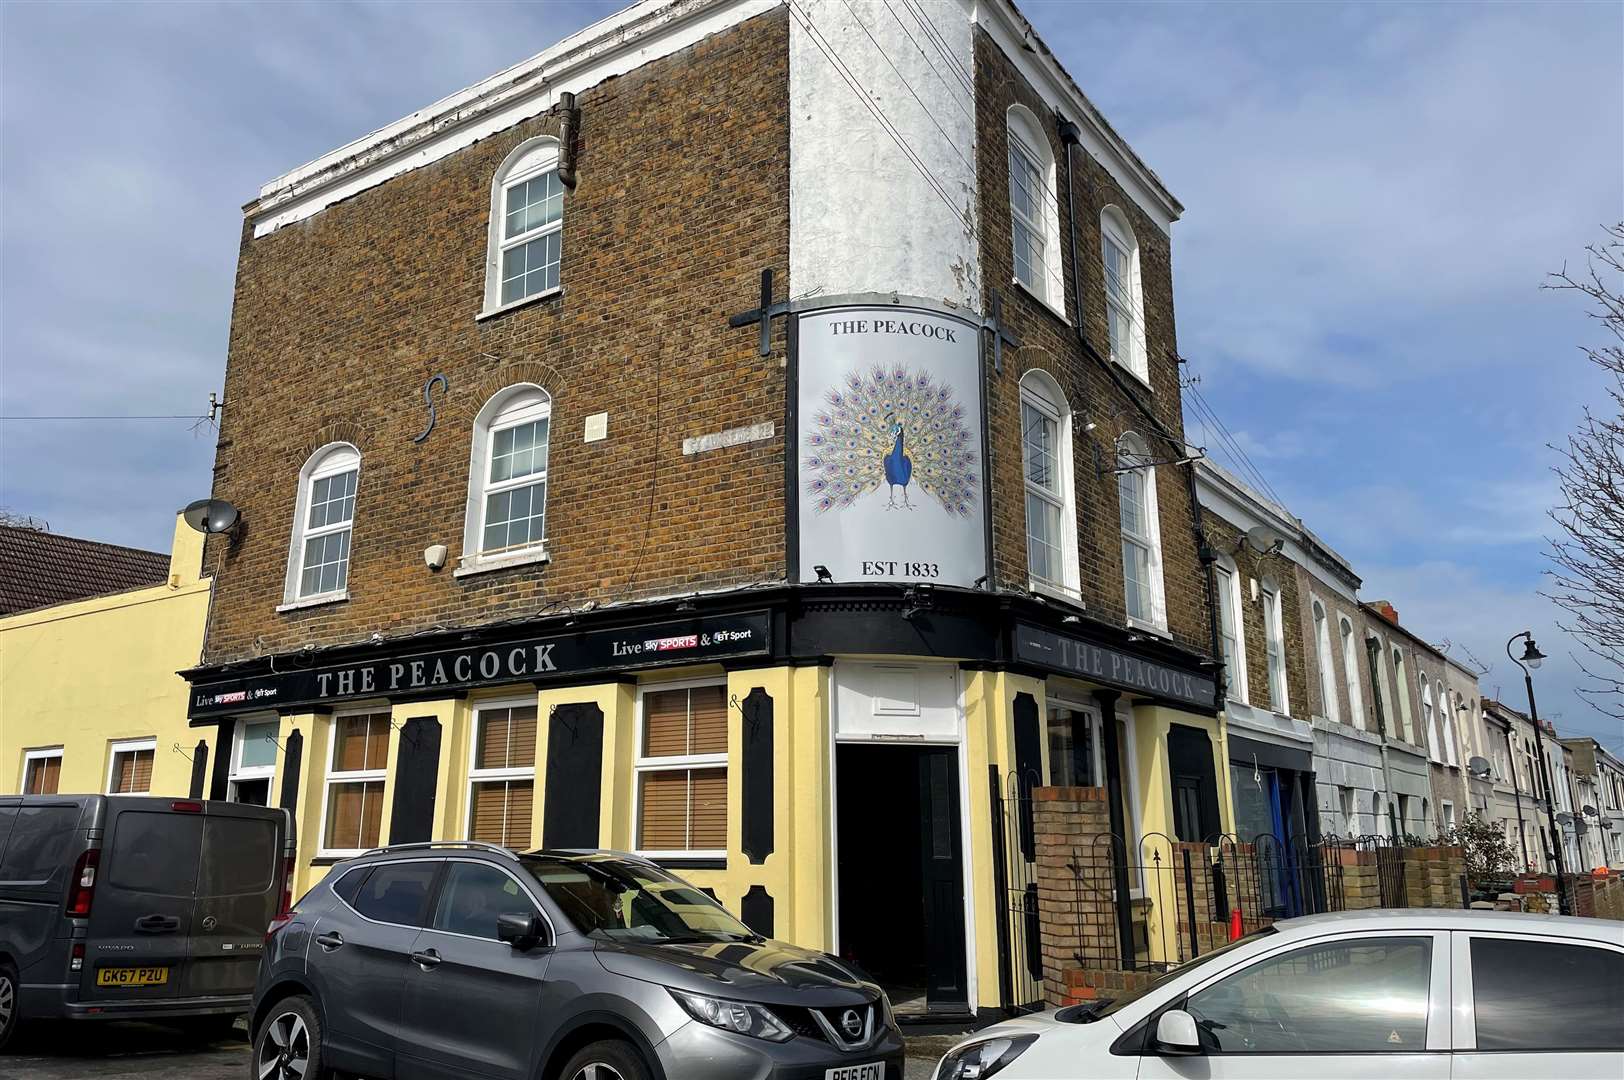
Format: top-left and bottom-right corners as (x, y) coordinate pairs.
(278, 729), (303, 814)
(188, 739), (209, 799)
(741, 687), (774, 865)
(388, 717), (442, 844)
(1093, 689), (1136, 968)
(543, 703), (603, 849)
(209, 717), (237, 801)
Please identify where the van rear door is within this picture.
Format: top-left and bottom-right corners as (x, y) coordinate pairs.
(182, 803), (288, 998)
(81, 801), (204, 1001)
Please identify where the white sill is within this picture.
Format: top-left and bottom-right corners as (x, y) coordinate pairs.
(1125, 616), (1170, 639)
(1011, 276), (1071, 326)
(276, 591), (349, 613)
(1028, 579), (1083, 607)
(453, 547), (550, 578)
(477, 286), (563, 321)
(1111, 354), (1154, 392)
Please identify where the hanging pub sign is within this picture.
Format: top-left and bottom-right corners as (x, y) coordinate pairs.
(794, 303), (988, 588)
(188, 612), (771, 720)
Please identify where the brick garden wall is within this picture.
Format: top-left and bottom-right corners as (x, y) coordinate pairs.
(204, 9), (791, 662)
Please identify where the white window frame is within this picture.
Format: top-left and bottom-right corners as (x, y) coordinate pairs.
(1006, 105), (1064, 315)
(1312, 598), (1340, 724)
(1338, 786), (1356, 835)
(632, 678), (729, 862)
(1117, 433), (1167, 632)
(482, 136), (564, 317)
(1044, 697), (1107, 788)
(281, 442), (360, 609)
(229, 717), (280, 802)
(22, 747), (63, 793)
(459, 385), (552, 575)
(1420, 675), (1441, 761)
(1260, 580), (1288, 714)
(1214, 556), (1247, 704)
(105, 737), (157, 794)
(1339, 614), (1367, 731)
(1100, 205), (1149, 386)
(1019, 371), (1078, 598)
(1390, 646), (1414, 744)
(466, 698), (539, 849)
(318, 709), (391, 858)
(1440, 691), (1460, 767)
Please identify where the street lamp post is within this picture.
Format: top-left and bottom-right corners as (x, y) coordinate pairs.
(1507, 631), (1570, 916)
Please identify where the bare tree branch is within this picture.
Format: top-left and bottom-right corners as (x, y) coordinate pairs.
(1543, 222), (1624, 721)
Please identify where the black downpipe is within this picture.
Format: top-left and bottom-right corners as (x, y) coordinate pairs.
(1061, 114), (1227, 708)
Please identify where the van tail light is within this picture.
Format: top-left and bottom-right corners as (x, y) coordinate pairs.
(264, 911), (294, 947)
(278, 855), (295, 916)
(70, 942), (85, 972)
(67, 848), (101, 917)
(170, 800), (203, 813)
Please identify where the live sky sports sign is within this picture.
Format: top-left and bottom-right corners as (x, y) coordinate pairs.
(187, 613), (770, 720)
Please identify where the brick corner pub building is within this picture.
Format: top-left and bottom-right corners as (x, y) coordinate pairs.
(184, 0), (1231, 1020)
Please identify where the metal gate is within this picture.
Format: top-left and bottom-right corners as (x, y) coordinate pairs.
(989, 766), (1044, 1015)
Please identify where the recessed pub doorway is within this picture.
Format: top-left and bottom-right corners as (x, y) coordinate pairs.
(835, 744), (968, 1017)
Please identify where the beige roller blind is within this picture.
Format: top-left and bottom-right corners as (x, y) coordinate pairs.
(476, 706), (537, 770)
(470, 779), (534, 847)
(643, 685), (727, 758)
(637, 767), (727, 851)
(110, 748), (154, 793)
(334, 713), (390, 771)
(26, 756), (61, 795)
(325, 779), (385, 849)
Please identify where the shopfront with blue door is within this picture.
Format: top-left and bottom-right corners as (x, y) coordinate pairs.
(1228, 734), (1320, 917)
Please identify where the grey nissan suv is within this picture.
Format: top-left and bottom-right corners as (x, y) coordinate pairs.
(250, 842), (904, 1080)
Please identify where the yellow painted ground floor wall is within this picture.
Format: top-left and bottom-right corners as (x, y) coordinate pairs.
(212, 658), (1229, 1012)
(0, 521), (210, 797)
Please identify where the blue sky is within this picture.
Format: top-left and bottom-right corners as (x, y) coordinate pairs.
(2, 0), (1618, 748)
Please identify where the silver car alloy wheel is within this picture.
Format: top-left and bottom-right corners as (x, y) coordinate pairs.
(570, 1065), (626, 1080)
(257, 1010), (311, 1080)
(0, 973), (14, 1032)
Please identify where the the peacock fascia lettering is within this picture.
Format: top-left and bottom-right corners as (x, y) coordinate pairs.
(828, 318), (958, 342)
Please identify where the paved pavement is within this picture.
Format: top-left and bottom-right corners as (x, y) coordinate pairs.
(1, 1020), (952, 1079)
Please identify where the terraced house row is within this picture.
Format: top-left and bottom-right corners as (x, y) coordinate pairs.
(5, 0), (1620, 1024)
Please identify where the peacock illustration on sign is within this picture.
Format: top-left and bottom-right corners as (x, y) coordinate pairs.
(803, 365), (979, 516)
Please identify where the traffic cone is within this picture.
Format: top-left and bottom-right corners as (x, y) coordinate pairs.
(1229, 906), (1244, 941)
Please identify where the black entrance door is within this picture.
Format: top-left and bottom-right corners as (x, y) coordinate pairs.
(837, 745), (968, 1015)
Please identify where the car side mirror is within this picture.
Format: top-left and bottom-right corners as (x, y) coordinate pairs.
(496, 912), (549, 951)
(1155, 1009), (1202, 1056)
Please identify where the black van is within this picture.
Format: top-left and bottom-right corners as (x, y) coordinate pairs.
(0, 794), (294, 1049)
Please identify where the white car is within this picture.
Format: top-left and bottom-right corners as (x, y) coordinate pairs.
(934, 909), (1623, 1080)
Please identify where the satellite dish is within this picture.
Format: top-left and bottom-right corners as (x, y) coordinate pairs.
(1245, 524), (1284, 554)
(1582, 804), (1598, 817)
(1467, 756), (1491, 779)
(182, 498), (240, 535)
(1556, 811), (1574, 826)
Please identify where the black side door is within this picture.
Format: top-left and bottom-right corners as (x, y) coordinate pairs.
(918, 747), (967, 1010)
(307, 859), (439, 1078)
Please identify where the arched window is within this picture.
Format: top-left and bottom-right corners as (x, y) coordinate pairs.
(1213, 552), (1246, 703)
(1440, 689), (1460, 767)
(1117, 433), (1166, 629)
(483, 137), (563, 314)
(1339, 615), (1366, 731)
(1389, 645), (1413, 743)
(1312, 599), (1340, 723)
(1006, 105), (1063, 312)
(284, 442), (360, 605)
(461, 385), (551, 571)
(1100, 205), (1148, 384)
(1260, 577), (1288, 713)
(1019, 370), (1077, 594)
(1420, 674), (1440, 761)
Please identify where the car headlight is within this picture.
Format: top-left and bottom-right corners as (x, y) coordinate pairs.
(668, 988), (793, 1042)
(935, 1035), (1037, 1080)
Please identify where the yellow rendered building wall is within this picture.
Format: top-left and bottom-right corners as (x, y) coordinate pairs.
(0, 516), (210, 796)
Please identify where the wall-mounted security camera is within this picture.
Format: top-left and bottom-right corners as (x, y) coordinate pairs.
(424, 544), (448, 571)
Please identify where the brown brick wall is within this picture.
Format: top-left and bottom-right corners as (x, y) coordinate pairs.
(204, 11), (791, 662)
(973, 29), (1211, 656)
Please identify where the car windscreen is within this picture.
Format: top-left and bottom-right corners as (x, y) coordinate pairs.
(521, 856), (757, 944)
(1089, 927), (1278, 1020)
